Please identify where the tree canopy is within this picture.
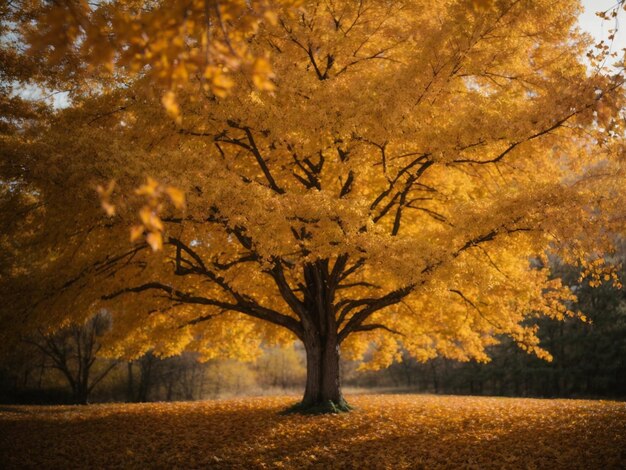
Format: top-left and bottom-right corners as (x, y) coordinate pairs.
(1, 0), (626, 409)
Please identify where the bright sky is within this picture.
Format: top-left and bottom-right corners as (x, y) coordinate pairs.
(580, 0), (626, 51)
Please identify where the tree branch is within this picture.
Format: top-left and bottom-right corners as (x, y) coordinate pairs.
(351, 323), (404, 336)
(338, 284), (414, 343)
(102, 282), (304, 338)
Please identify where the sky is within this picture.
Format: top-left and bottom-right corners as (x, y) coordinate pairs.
(580, 0), (626, 52)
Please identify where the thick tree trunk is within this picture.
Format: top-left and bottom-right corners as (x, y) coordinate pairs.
(289, 260), (352, 413)
(300, 333), (349, 412)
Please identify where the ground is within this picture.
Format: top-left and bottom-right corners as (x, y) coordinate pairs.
(1, 394), (625, 469)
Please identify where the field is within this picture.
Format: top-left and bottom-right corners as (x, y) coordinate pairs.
(1, 394), (625, 469)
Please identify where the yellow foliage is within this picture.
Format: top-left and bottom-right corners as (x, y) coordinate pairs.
(161, 91), (182, 125)
(2, 0), (626, 389)
(95, 180), (116, 216)
(145, 231), (163, 252)
(21, 0), (303, 114)
(165, 187), (185, 209)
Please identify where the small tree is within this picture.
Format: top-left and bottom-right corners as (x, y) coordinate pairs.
(24, 312), (117, 404)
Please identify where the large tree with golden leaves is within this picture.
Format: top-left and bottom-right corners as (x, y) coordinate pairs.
(2, 0), (626, 411)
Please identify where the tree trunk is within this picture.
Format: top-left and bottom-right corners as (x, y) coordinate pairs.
(73, 383), (89, 405)
(126, 362), (135, 402)
(291, 260), (352, 413)
(300, 333), (349, 412)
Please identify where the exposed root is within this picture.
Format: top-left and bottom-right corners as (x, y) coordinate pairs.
(283, 399), (354, 415)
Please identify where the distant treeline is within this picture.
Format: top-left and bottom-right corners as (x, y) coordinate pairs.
(2, 262), (625, 404)
(0, 342), (307, 405)
(349, 262), (626, 399)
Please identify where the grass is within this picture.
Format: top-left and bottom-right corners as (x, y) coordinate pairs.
(1, 394), (625, 469)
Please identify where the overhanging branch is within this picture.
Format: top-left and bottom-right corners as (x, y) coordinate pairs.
(102, 282), (304, 338)
(351, 323), (404, 336)
(338, 284), (414, 343)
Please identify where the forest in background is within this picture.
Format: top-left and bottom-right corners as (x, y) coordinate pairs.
(2, 257), (625, 405)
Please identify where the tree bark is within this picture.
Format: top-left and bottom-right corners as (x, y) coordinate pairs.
(300, 332), (348, 411)
(74, 383), (89, 405)
(127, 362), (134, 402)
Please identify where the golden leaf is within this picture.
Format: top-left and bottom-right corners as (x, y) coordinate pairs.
(161, 90), (182, 124)
(101, 201), (116, 217)
(146, 231), (163, 251)
(165, 187), (185, 209)
(252, 58), (275, 91)
(135, 177), (159, 197)
(130, 225), (144, 242)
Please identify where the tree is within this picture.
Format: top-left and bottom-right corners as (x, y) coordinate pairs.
(23, 312), (118, 404)
(15, 0), (302, 110)
(1, 0), (626, 412)
(255, 346), (306, 390)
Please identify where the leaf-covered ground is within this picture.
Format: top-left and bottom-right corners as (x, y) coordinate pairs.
(1, 394), (625, 469)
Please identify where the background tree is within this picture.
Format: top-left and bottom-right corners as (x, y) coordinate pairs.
(22, 312), (118, 404)
(255, 346), (306, 390)
(1, 0), (626, 412)
(350, 250), (626, 398)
